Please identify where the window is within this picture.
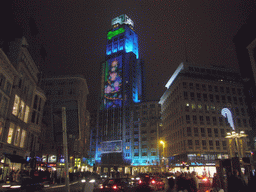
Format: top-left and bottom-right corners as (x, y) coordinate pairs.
(220, 87), (224, 93)
(227, 96), (232, 103)
(235, 108), (239, 116)
(187, 127), (192, 136)
(142, 137), (147, 141)
(197, 93), (201, 101)
(188, 140), (193, 149)
(12, 95), (20, 116)
(214, 128), (218, 137)
(142, 145), (147, 149)
(213, 117), (217, 125)
(232, 88), (236, 94)
(216, 141), (220, 150)
(221, 95), (226, 103)
(239, 97), (244, 105)
(125, 146), (130, 150)
(0, 97), (8, 117)
(134, 153), (139, 156)
(202, 84), (206, 91)
(203, 94), (207, 101)
(189, 83), (193, 89)
(226, 87), (230, 94)
(151, 152), (157, 156)
(14, 127), (21, 146)
(199, 116), (204, 124)
(196, 84), (200, 90)
(142, 152), (147, 156)
(18, 100), (25, 120)
(206, 116), (210, 124)
(220, 129), (225, 137)
(191, 104), (196, 111)
(207, 128), (212, 137)
(209, 140), (213, 150)
(7, 124), (14, 144)
(210, 94), (214, 102)
(134, 131), (139, 135)
(201, 128), (205, 137)
(150, 104), (155, 108)
(222, 141), (227, 150)
(237, 89), (242, 95)
(5, 81), (12, 95)
(214, 86), (218, 92)
(243, 119), (247, 127)
(194, 127), (199, 137)
(186, 115), (190, 123)
(185, 103), (189, 112)
(233, 97), (237, 104)
(134, 146), (139, 149)
(219, 117), (223, 125)
(0, 73), (6, 88)
(195, 140), (200, 149)
(202, 140), (207, 149)
(184, 92), (188, 99)
(193, 115), (197, 124)
(190, 92), (195, 100)
(215, 95), (220, 103)
(208, 85), (212, 91)
(183, 82), (187, 88)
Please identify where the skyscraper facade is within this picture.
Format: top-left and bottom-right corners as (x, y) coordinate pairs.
(94, 14), (147, 174)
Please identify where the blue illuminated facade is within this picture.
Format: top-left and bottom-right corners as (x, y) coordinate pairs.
(92, 15), (154, 173)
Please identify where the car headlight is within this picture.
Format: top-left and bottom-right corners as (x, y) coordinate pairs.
(10, 185), (21, 188)
(2, 184), (11, 188)
(44, 184), (50, 188)
(89, 179), (96, 183)
(81, 179), (86, 183)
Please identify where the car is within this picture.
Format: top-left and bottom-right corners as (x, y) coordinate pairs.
(0, 176), (44, 191)
(138, 175), (165, 191)
(99, 178), (134, 192)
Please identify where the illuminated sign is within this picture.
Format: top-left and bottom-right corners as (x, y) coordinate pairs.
(111, 14), (134, 27)
(101, 140), (122, 153)
(103, 56), (123, 109)
(107, 28), (125, 40)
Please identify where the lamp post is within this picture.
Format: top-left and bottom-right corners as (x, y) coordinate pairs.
(160, 140), (165, 173)
(157, 123), (162, 172)
(225, 131), (247, 159)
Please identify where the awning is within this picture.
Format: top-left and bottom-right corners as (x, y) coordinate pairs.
(3, 153), (27, 164)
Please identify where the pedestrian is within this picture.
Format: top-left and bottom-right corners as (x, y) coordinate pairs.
(166, 177), (177, 192)
(227, 170), (246, 192)
(135, 176), (152, 192)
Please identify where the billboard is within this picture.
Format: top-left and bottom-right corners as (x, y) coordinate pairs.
(103, 56), (123, 109)
(101, 140), (122, 153)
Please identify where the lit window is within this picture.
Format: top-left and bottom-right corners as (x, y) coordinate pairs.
(24, 106), (30, 123)
(126, 146), (130, 150)
(14, 127), (21, 146)
(20, 130), (26, 148)
(12, 95), (20, 116)
(7, 124), (14, 144)
(18, 100), (25, 120)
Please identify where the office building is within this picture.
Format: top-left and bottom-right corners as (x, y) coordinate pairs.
(159, 62), (251, 176)
(41, 74), (89, 171)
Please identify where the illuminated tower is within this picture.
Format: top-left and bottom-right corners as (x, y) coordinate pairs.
(95, 15), (145, 170)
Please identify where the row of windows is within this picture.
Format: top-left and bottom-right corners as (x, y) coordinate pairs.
(186, 127), (227, 137)
(185, 103), (247, 116)
(44, 81), (74, 86)
(187, 67), (238, 78)
(187, 139), (227, 150)
(134, 152), (157, 156)
(185, 114), (248, 127)
(134, 104), (160, 109)
(183, 82), (242, 95)
(183, 91), (245, 105)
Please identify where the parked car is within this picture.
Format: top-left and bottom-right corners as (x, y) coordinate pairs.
(138, 175), (165, 191)
(99, 178), (134, 192)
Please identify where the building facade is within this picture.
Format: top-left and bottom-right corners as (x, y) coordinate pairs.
(159, 62), (251, 176)
(94, 14), (150, 174)
(0, 37), (46, 179)
(41, 75), (90, 171)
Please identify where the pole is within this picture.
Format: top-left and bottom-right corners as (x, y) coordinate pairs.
(62, 107), (70, 192)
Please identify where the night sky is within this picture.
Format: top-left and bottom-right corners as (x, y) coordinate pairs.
(1, 0), (255, 112)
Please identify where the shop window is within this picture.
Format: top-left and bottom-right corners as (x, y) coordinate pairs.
(24, 106), (30, 123)
(18, 100), (25, 120)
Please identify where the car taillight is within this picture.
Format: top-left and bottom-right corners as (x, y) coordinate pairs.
(139, 180), (142, 184)
(202, 177), (208, 182)
(112, 185), (118, 189)
(151, 180), (156, 184)
(100, 185), (104, 189)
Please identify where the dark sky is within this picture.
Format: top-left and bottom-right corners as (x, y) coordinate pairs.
(1, 0), (255, 112)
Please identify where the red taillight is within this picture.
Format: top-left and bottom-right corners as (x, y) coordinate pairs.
(139, 180), (142, 184)
(100, 185), (104, 189)
(112, 185), (118, 189)
(151, 180), (156, 184)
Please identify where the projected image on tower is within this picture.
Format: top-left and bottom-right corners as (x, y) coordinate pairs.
(104, 56), (122, 109)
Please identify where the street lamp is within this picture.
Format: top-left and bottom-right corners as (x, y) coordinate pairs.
(160, 140), (166, 173)
(225, 131), (248, 159)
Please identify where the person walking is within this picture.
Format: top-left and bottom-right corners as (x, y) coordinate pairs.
(166, 177), (177, 192)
